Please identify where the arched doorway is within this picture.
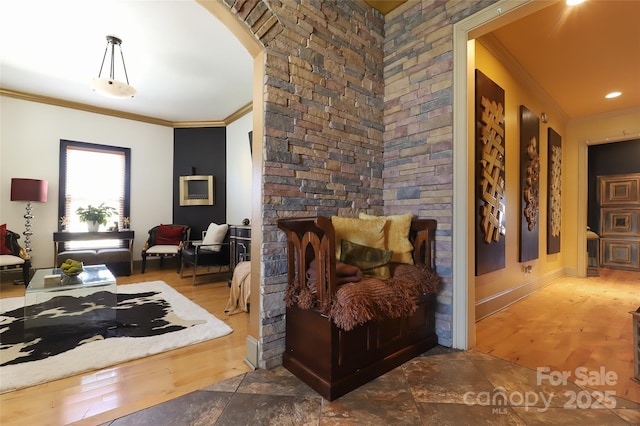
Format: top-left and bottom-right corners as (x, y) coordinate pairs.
(196, 0), (277, 367)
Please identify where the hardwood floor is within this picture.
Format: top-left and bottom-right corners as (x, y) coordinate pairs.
(2, 266), (639, 424)
(475, 268), (640, 403)
(0, 266), (251, 426)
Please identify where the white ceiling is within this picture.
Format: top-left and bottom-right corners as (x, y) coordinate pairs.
(0, 0), (253, 123)
(1, 1), (638, 124)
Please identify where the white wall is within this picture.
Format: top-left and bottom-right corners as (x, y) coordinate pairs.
(226, 111), (253, 225)
(0, 97), (174, 268)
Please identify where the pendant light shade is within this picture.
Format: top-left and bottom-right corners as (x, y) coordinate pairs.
(90, 35), (136, 99)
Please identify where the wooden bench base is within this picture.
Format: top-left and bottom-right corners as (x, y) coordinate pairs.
(283, 293), (438, 401)
(277, 216), (439, 400)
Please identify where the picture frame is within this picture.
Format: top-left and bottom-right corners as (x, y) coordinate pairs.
(179, 175), (214, 206)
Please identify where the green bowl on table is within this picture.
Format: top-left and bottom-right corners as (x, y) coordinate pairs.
(60, 259), (84, 278)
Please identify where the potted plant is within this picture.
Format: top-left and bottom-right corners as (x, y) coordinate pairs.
(76, 203), (117, 232)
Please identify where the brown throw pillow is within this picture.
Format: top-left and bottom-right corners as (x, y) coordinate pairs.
(340, 239), (393, 279)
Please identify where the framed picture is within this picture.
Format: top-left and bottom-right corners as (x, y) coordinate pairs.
(179, 175), (214, 206)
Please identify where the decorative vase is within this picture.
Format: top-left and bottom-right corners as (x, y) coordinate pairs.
(88, 221), (100, 232)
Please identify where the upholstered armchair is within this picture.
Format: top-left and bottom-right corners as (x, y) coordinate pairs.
(141, 224), (191, 273)
(0, 225), (31, 284)
(180, 223), (230, 285)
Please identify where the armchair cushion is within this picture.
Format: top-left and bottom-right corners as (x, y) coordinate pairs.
(1, 224), (13, 255)
(156, 224), (184, 245)
(0, 255), (25, 267)
(202, 223), (228, 252)
(146, 244), (181, 255)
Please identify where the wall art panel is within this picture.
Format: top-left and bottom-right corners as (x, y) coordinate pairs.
(519, 105), (540, 262)
(475, 70), (506, 276)
(547, 127), (562, 254)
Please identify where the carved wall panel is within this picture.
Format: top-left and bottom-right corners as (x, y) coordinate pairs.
(547, 127), (562, 254)
(519, 105), (539, 262)
(475, 70), (506, 276)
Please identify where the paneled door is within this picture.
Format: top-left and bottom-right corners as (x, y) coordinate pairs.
(599, 174), (640, 271)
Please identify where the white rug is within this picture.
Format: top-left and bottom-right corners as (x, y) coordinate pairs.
(0, 281), (232, 393)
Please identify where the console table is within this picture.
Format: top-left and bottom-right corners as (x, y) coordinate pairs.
(53, 231), (135, 276)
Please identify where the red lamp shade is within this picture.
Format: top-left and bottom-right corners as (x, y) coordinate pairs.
(10, 178), (48, 202)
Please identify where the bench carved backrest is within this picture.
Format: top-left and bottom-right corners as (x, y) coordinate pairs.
(278, 216), (437, 307)
(409, 218), (437, 269)
(279, 217), (337, 306)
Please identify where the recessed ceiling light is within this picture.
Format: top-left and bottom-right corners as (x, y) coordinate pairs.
(566, 0), (585, 5)
(605, 92), (622, 99)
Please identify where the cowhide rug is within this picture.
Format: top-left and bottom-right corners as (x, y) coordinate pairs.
(0, 281), (232, 393)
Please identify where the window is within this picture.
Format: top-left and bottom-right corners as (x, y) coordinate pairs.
(58, 140), (131, 246)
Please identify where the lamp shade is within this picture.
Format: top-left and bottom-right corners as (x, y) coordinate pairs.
(10, 178), (48, 202)
(90, 77), (136, 98)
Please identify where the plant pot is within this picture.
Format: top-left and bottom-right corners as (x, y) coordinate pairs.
(88, 221), (100, 232)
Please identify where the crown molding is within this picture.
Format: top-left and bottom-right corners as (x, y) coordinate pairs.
(224, 102), (253, 125)
(172, 120), (226, 128)
(1, 88), (253, 128)
(172, 102), (253, 128)
(0, 88), (174, 127)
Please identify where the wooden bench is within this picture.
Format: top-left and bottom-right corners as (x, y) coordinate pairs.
(53, 231), (135, 276)
(277, 216), (439, 400)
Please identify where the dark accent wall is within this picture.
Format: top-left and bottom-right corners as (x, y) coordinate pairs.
(588, 138), (640, 233)
(173, 127), (226, 238)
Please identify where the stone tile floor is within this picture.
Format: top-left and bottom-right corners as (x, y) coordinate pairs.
(106, 347), (640, 425)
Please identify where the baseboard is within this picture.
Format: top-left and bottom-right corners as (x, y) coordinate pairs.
(563, 266), (578, 277)
(475, 268), (565, 321)
(244, 335), (258, 370)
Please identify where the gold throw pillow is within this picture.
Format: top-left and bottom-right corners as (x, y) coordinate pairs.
(359, 212), (414, 264)
(331, 216), (387, 260)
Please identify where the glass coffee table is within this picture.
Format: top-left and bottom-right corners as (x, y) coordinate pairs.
(26, 264), (117, 304)
(25, 264), (118, 332)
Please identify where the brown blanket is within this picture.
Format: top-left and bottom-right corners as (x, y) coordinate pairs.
(306, 259), (363, 294)
(285, 261), (440, 331)
(225, 261), (251, 315)
(329, 263), (439, 330)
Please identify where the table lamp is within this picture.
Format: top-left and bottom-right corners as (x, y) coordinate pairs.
(10, 178), (48, 253)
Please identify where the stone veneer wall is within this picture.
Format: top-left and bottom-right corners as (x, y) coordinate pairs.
(221, 0), (386, 368)
(382, 0), (493, 346)
(221, 0), (493, 366)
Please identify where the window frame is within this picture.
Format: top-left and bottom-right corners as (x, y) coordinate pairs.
(58, 140), (131, 233)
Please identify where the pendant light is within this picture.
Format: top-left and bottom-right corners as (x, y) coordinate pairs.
(90, 35), (136, 99)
